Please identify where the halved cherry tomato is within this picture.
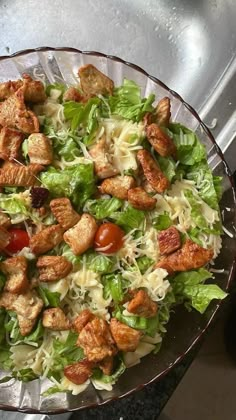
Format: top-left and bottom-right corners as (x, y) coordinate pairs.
(94, 223), (125, 254)
(5, 228), (30, 254)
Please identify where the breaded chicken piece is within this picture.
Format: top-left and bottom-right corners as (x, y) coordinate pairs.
(0, 162), (44, 187)
(137, 149), (169, 193)
(0, 290), (43, 336)
(99, 356), (113, 376)
(99, 175), (136, 200)
(146, 123), (176, 158)
(64, 360), (94, 385)
(28, 133), (53, 165)
(1, 256), (28, 294)
(110, 318), (141, 352)
(155, 97), (171, 126)
(0, 87), (39, 134)
(78, 64), (114, 96)
(0, 74), (46, 103)
(0, 226), (10, 250)
(0, 211), (11, 229)
(73, 309), (95, 333)
(128, 186), (157, 210)
(158, 226), (181, 255)
(77, 318), (117, 363)
(63, 213), (97, 256)
(50, 197), (81, 230)
(42, 307), (71, 330)
(0, 127), (24, 161)
(63, 87), (87, 103)
(89, 137), (118, 179)
(127, 290), (158, 318)
(30, 224), (64, 255)
(36, 256), (72, 282)
(155, 239), (214, 273)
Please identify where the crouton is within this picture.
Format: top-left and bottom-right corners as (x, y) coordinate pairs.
(28, 133), (53, 165)
(1, 256), (28, 294)
(30, 224), (64, 255)
(50, 197), (80, 230)
(73, 309), (95, 333)
(89, 137), (118, 179)
(0, 75), (46, 103)
(42, 308), (71, 330)
(127, 290), (158, 318)
(63, 213), (97, 256)
(128, 187), (157, 210)
(64, 360), (94, 385)
(0, 127), (24, 161)
(36, 256), (72, 281)
(99, 175), (136, 200)
(110, 318), (141, 352)
(78, 64), (114, 96)
(137, 149), (169, 193)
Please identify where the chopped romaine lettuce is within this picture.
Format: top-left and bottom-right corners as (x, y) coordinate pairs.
(0, 193), (29, 217)
(46, 83), (66, 101)
(85, 197), (123, 219)
(153, 213), (172, 231)
(109, 79), (155, 122)
(38, 286), (61, 307)
(110, 204), (145, 231)
(171, 268), (227, 313)
(184, 190), (208, 229)
(169, 123), (206, 165)
(115, 307), (159, 337)
(136, 256), (154, 273)
(40, 163), (95, 207)
(102, 274), (128, 302)
(92, 357), (126, 383)
(157, 155), (176, 182)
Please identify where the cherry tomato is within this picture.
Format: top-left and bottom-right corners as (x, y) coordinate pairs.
(5, 228), (30, 254)
(94, 223), (125, 254)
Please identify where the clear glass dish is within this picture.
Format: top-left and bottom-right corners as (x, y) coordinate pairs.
(0, 47), (235, 414)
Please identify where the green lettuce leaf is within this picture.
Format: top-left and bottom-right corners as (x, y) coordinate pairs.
(171, 268), (227, 313)
(136, 256), (154, 273)
(184, 190), (208, 229)
(0, 193), (29, 217)
(109, 79), (155, 122)
(5, 312), (44, 346)
(92, 357), (126, 384)
(83, 251), (114, 273)
(115, 307), (159, 337)
(110, 204), (145, 231)
(0, 309), (6, 344)
(46, 83), (66, 101)
(169, 123), (206, 165)
(40, 163), (95, 207)
(14, 368), (38, 382)
(157, 156), (176, 182)
(153, 213), (172, 230)
(42, 385), (62, 396)
(85, 197), (123, 219)
(38, 286), (61, 307)
(102, 274), (128, 302)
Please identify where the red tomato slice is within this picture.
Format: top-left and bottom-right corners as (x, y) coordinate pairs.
(5, 228), (30, 254)
(94, 223), (125, 254)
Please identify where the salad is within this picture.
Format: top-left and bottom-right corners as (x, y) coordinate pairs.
(0, 64), (227, 395)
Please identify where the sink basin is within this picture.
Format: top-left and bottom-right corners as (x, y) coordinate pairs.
(0, 0), (235, 170)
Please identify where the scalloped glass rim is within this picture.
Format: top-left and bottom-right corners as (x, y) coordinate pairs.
(0, 47), (235, 414)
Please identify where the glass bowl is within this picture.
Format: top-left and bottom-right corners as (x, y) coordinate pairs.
(0, 47), (235, 414)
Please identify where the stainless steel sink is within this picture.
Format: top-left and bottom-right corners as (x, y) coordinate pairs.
(0, 0), (235, 170)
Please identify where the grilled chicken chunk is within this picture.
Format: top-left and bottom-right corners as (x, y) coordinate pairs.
(156, 239), (214, 273)
(0, 226), (10, 250)
(146, 124), (176, 158)
(0, 211), (11, 229)
(64, 360), (94, 385)
(42, 308), (71, 330)
(158, 226), (181, 255)
(155, 97), (171, 127)
(137, 149), (169, 193)
(37, 256), (72, 282)
(0, 290), (43, 336)
(63, 214), (97, 256)
(1, 256), (28, 294)
(127, 290), (158, 318)
(79, 64), (114, 96)
(28, 133), (53, 165)
(0, 74), (46, 103)
(77, 318), (117, 363)
(0, 162), (44, 187)
(110, 318), (141, 352)
(30, 224), (64, 255)
(0, 127), (24, 161)
(50, 197), (81, 230)
(100, 175), (136, 200)
(63, 87), (87, 103)
(128, 186), (157, 210)
(73, 309), (95, 334)
(0, 86), (39, 134)
(89, 137), (118, 179)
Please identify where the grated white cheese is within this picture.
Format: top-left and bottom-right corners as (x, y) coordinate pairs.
(61, 376), (90, 395)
